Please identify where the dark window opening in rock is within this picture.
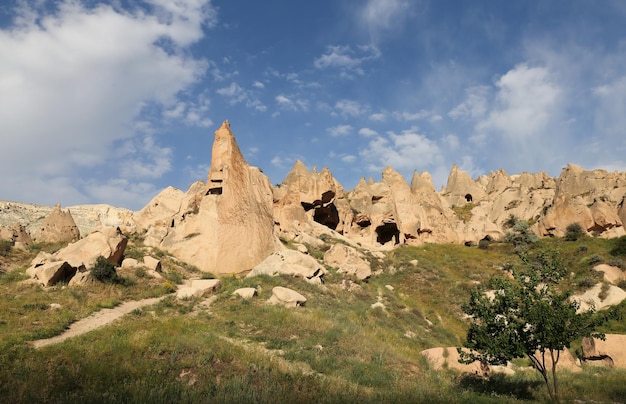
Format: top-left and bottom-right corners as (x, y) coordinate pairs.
(355, 217), (371, 228)
(372, 195), (383, 203)
(376, 222), (400, 245)
(171, 219), (175, 228)
(465, 193), (473, 202)
(301, 202), (316, 211)
(207, 187), (223, 195)
(404, 233), (417, 240)
(321, 190), (335, 204)
(313, 203), (339, 230)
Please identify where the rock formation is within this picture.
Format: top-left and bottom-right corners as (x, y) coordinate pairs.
(33, 204), (81, 243)
(139, 121), (278, 275)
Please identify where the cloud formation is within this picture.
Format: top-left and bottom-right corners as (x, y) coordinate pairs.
(0, 0), (215, 208)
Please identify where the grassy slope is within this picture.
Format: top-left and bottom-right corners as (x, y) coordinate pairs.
(0, 236), (625, 403)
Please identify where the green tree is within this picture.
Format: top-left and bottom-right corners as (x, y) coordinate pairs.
(459, 252), (605, 402)
(504, 220), (538, 252)
(91, 256), (118, 283)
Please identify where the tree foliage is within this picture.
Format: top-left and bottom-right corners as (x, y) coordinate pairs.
(460, 252), (605, 402)
(91, 256), (118, 283)
(565, 223), (585, 241)
(504, 220), (538, 252)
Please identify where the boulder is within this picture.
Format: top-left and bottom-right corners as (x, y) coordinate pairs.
(582, 334), (626, 368)
(323, 243), (371, 280)
(121, 258), (139, 269)
(176, 279), (221, 300)
(572, 283), (626, 312)
(232, 287), (257, 299)
(68, 271), (95, 286)
(267, 286), (307, 307)
(27, 261), (76, 287)
(54, 226), (128, 271)
(247, 249), (326, 283)
(593, 264), (624, 284)
(143, 256), (162, 272)
(33, 204), (80, 243)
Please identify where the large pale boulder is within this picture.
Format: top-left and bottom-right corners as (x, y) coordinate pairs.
(323, 244), (371, 280)
(157, 121), (277, 275)
(582, 334), (626, 368)
(33, 204), (80, 243)
(573, 283), (626, 312)
(53, 226), (128, 271)
(593, 264), (624, 284)
(26, 261), (76, 287)
(247, 249), (326, 283)
(267, 286), (307, 307)
(176, 279), (221, 300)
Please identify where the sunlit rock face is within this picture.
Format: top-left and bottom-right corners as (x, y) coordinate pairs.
(143, 121), (278, 275)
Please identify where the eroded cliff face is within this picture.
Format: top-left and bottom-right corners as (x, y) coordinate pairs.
(272, 161), (626, 249)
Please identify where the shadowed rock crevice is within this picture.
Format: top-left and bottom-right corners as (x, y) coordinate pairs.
(376, 222), (400, 244)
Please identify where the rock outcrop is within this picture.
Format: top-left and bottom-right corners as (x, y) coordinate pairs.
(33, 204), (81, 243)
(582, 334), (626, 368)
(140, 121), (278, 275)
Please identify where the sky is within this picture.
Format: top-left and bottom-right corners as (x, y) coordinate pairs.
(1, 0), (625, 210)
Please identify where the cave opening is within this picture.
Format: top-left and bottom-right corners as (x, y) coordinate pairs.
(313, 203), (340, 230)
(465, 193), (473, 202)
(376, 222), (400, 245)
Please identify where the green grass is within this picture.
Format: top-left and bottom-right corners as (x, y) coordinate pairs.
(0, 236), (625, 402)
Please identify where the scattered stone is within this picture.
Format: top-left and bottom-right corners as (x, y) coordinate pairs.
(233, 287), (257, 299)
(26, 261), (76, 287)
(323, 243), (371, 280)
(121, 258), (139, 269)
(421, 347), (488, 376)
(176, 279), (221, 300)
(267, 286), (306, 307)
(143, 256), (162, 272)
(49, 303), (62, 310)
(247, 249), (326, 283)
(371, 301), (385, 310)
(572, 283), (626, 312)
(385, 284), (394, 291)
(68, 271), (95, 286)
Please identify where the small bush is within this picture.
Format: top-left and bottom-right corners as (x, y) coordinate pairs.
(134, 267), (147, 278)
(565, 223), (585, 241)
(503, 214), (517, 229)
(576, 245), (589, 253)
(610, 236), (626, 256)
(0, 240), (12, 257)
(618, 280), (626, 290)
(587, 255), (604, 266)
(504, 220), (538, 252)
(91, 256), (118, 283)
(578, 278), (597, 289)
(478, 239), (490, 250)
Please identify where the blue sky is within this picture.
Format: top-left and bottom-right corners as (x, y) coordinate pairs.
(1, 0), (625, 210)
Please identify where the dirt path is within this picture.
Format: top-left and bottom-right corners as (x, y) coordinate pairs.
(31, 296), (166, 349)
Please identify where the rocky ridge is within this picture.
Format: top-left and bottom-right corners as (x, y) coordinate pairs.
(2, 120), (626, 276)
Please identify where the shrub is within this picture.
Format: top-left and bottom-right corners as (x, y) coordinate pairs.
(504, 220), (538, 252)
(91, 256), (118, 283)
(618, 280), (626, 290)
(0, 240), (12, 257)
(503, 214), (517, 229)
(576, 245), (589, 253)
(578, 277), (597, 289)
(587, 254), (604, 266)
(565, 223), (585, 241)
(478, 239), (490, 250)
(610, 236), (626, 256)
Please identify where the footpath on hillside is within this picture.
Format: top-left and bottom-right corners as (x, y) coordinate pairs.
(30, 296), (166, 349)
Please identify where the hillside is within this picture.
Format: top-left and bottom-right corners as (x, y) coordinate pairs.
(1, 233), (626, 402)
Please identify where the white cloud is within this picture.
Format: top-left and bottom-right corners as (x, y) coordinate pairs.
(369, 112), (387, 121)
(0, 0), (215, 208)
(275, 94), (308, 112)
(392, 109), (439, 122)
(359, 0), (410, 43)
(360, 128), (443, 172)
(442, 134), (460, 150)
(334, 99), (366, 117)
(359, 127), (378, 137)
(253, 81), (265, 89)
(327, 124), (353, 137)
(341, 155), (357, 163)
(477, 64), (561, 140)
(448, 85), (490, 120)
(313, 44), (380, 76)
(119, 136), (173, 179)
